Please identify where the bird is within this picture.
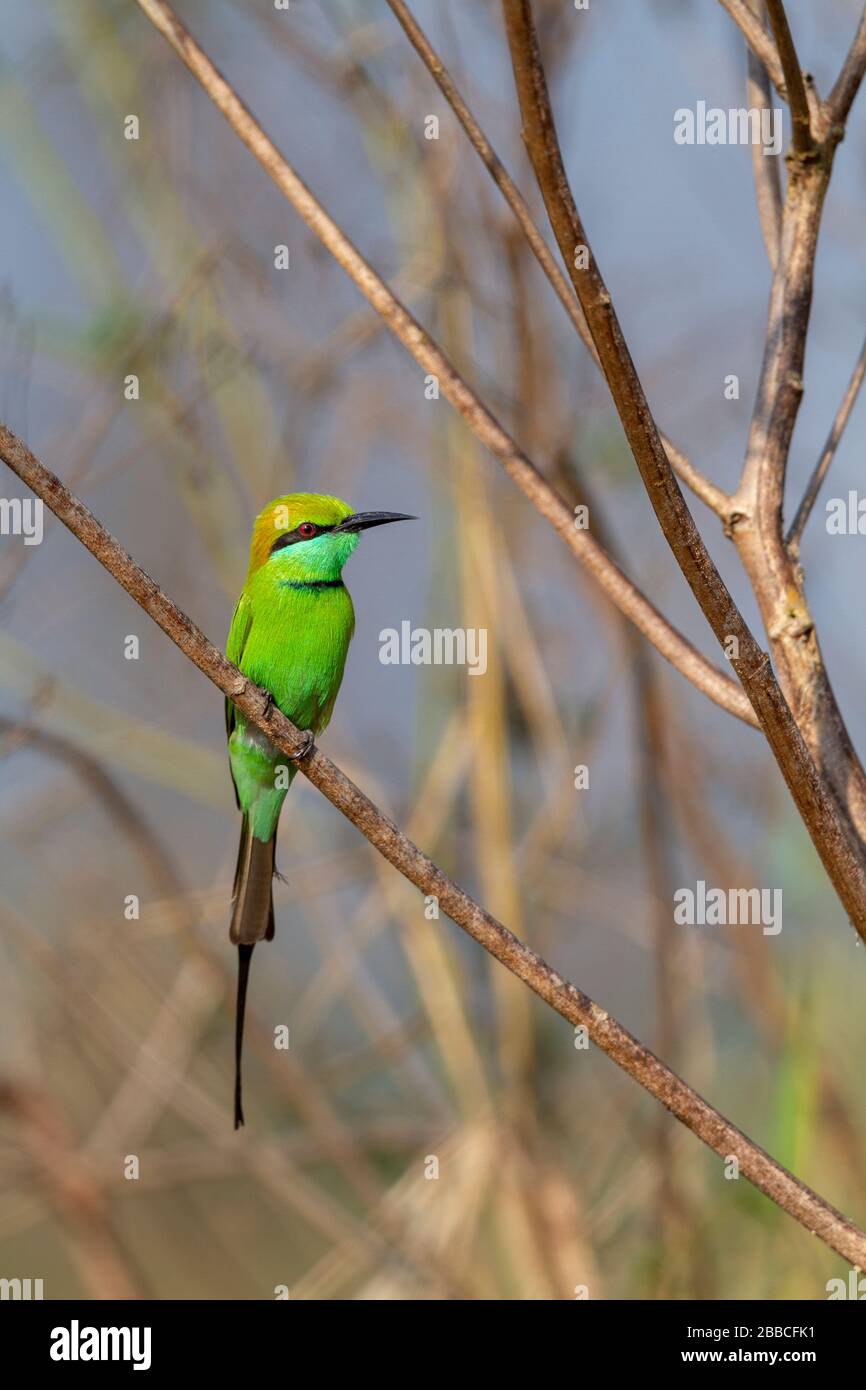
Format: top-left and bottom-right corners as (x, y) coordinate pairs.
(225, 493), (414, 1128)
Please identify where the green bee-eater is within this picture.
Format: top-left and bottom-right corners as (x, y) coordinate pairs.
(226, 493), (414, 1127)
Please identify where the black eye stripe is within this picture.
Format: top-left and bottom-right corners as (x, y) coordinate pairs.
(270, 523), (336, 554)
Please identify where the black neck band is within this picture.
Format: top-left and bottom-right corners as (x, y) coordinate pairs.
(280, 578), (345, 591)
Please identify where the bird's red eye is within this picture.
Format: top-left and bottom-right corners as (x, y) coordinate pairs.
(298, 522), (316, 539)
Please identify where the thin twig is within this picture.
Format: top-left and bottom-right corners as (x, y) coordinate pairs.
(130, 0), (753, 727)
(385, 0), (727, 517)
(499, 0), (866, 937)
(717, 0), (787, 96)
(726, 11), (866, 846)
(827, 4), (866, 126)
(763, 0), (815, 156)
(787, 335), (866, 553)
(2, 422), (866, 1267)
(745, 0), (782, 270)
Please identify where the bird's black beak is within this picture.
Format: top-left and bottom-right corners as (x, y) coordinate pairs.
(335, 511), (417, 533)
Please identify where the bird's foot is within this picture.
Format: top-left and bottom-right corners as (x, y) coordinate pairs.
(289, 728), (315, 762)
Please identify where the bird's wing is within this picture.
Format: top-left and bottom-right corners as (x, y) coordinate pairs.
(225, 590), (254, 743)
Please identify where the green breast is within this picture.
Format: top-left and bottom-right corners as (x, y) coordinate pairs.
(239, 575), (356, 735)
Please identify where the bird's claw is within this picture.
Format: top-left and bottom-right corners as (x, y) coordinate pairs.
(289, 729), (315, 762)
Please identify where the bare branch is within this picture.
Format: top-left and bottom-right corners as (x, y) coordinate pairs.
(746, 0), (782, 269)
(385, 0), (727, 517)
(3, 420), (866, 1268)
(130, 0), (752, 727)
(725, 20), (866, 849)
(717, 0), (787, 96)
(763, 0), (815, 156)
(498, 0), (866, 935)
(827, 5), (866, 126)
(387, 0), (587, 346)
(787, 335), (866, 554)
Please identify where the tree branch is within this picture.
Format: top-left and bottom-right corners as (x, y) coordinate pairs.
(130, 0), (751, 729)
(827, 4), (866, 127)
(717, 0), (787, 97)
(726, 19), (866, 850)
(2, 419), (866, 1268)
(499, 0), (866, 937)
(746, 0), (782, 270)
(385, 0), (728, 517)
(763, 0), (815, 156)
(787, 334), (866, 554)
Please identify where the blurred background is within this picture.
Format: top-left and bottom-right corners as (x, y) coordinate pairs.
(0, 0), (865, 1300)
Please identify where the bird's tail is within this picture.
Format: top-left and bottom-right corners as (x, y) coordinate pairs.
(230, 816), (276, 1129)
(234, 943), (254, 1130)
(230, 815), (276, 946)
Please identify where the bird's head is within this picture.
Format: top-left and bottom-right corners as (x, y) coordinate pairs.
(247, 493), (415, 584)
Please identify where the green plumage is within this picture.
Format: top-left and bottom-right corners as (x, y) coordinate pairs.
(225, 492), (413, 1128)
(226, 495), (358, 847)
(227, 576), (355, 840)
